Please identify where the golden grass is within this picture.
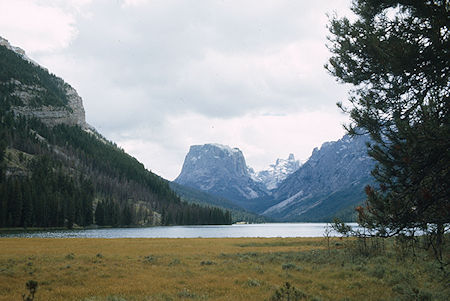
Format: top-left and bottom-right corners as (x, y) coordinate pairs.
(0, 237), (445, 300)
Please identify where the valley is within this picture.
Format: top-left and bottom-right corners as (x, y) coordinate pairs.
(173, 135), (375, 222)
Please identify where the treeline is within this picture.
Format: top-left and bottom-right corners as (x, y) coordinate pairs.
(170, 182), (268, 223)
(162, 204), (232, 225)
(0, 156), (94, 228)
(0, 86), (231, 227)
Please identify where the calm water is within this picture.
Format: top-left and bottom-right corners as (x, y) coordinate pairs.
(0, 223), (358, 238)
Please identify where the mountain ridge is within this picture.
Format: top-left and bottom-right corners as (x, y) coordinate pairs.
(249, 153), (301, 190)
(261, 134), (374, 221)
(0, 37), (232, 228)
(175, 135), (375, 222)
(0, 37), (90, 130)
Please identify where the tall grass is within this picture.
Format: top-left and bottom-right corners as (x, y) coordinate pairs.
(0, 237), (447, 300)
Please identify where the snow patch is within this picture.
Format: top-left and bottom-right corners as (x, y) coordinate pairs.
(263, 190), (305, 214)
(251, 153), (300, 190)
(209, 143), (240, 154)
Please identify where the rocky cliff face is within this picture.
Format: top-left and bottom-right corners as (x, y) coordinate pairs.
(174, 135), (375, 221)
(174, 144), (268, 202)
(0, 37), (88, 129)
(10, 80), (88, 128)
(262, 134), (375, 221)
(250, 154), (300, 190)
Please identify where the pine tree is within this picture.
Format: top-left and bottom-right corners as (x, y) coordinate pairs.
(95, 201), (105, 226)
(327, 0), (449, 259)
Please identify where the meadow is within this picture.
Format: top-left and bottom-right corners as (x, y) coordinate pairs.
(0, 237), (448, 300)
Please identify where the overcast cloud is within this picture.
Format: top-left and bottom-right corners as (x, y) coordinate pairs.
(1, 0), (353, 180)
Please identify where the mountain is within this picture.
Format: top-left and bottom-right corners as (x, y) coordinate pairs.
(0, 37), (88, 130)
(169, 182), (268, 223)
(174, 136), (375, 222)
(0, 37), (231, 228)
(260, 134), (375, 221)
(250, 154), (300, 190)
(174, 144), (268, 204)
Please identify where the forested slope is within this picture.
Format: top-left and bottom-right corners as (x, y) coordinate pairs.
(0, 42), (231, 228)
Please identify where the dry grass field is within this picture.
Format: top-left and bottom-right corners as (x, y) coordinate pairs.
(0, 237), (447, 300)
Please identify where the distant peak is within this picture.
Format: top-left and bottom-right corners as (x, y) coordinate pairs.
(251, 153), (301, 190)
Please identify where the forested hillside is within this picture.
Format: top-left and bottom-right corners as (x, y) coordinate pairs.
(0, 43), (231, 228)
(170, 182), (268, 223)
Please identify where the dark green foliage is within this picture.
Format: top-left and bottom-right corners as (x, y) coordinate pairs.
(0, 155), (94, 228)
(0, 45), (69, 107)
(270, 282), (306, 301)
(170, 181), (266, 223)
(0, 44), (231, 228)
(327, 0), (449, 261)
(0, 115), (231, 227)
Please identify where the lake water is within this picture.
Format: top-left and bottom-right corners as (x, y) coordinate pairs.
(0, 223), (358, 238)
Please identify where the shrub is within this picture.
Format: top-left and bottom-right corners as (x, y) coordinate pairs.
(177, 288), (196, 298)
(246, 278), (261, 287)
(168, 258), (181, 266)
(369, 265), (385, 279)
(270, 282), (307, 301)
(22, 280), (38, 301)
(143, 255), (156, 263)
(282, 262), (301, 271)
(200, 260), (215, 266)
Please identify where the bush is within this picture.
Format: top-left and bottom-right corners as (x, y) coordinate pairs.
(246, 279), (261, 287)
(270, 282), (306, 301)
(369, 265), (385, 279)
(282, 262), (302, 271)
(143, 255), (156, 263)
(200, 260), (215, 266)
(22, 280), (38, 301)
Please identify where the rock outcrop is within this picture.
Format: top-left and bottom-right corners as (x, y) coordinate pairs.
(262, 134), (375, 221)
(174, 144), (268, 202)
(11, 82), (88, 128)
(250, 154), (301, 190)
(1, 37), (89, 129)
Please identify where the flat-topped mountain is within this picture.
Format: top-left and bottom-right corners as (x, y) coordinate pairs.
(176, 134), (375, 222)
(174, 144), (268, 202)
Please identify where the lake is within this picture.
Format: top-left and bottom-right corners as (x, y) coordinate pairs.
(0, 223), (358, 238)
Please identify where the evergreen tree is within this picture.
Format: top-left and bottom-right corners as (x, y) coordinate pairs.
(327, 0), (449, 259)
(95, 201), (105, 226)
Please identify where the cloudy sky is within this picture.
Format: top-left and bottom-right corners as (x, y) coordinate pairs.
(1, 0), (354, 180)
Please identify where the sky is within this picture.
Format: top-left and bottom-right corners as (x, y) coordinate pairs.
(0, 0), (354, 180)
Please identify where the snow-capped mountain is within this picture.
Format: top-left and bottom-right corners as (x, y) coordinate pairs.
(261, 134), (375, 221)
(250, 154), (301, 190)
(174, 135), (375, 222)
(174, 144), (268, 203)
